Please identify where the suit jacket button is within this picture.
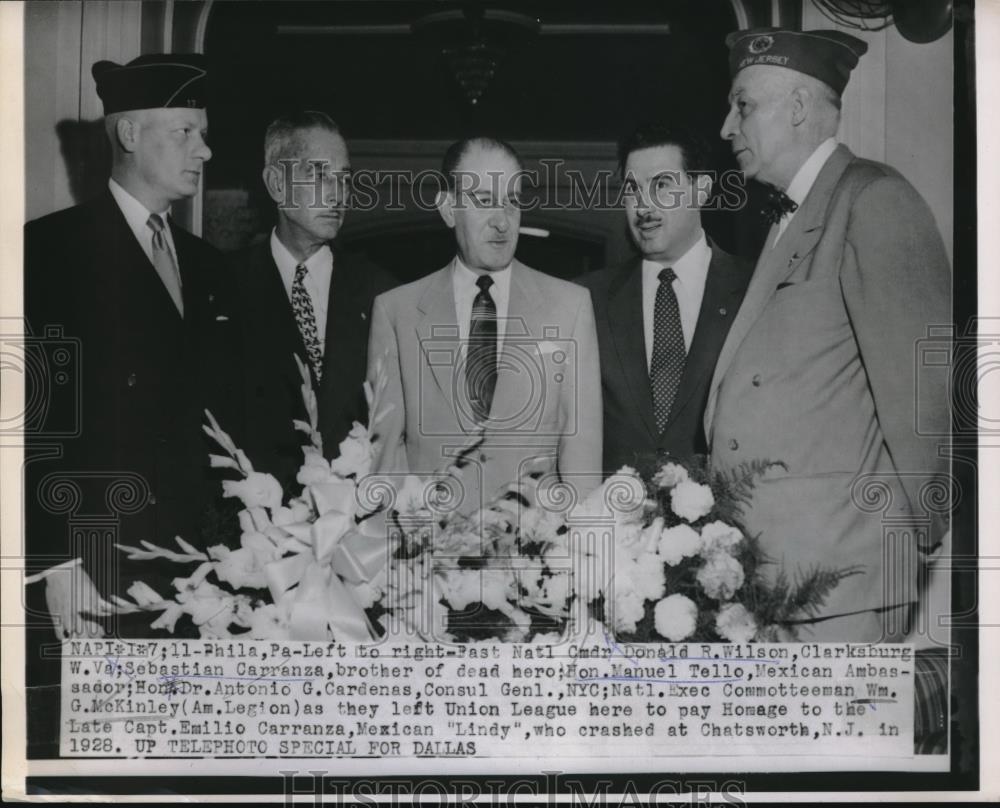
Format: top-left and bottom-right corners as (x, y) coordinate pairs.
(148, 494), (157, 505)
(127, 373), (137, 387)
(728, 438), (739, 451)
(752, 374), (761, 387)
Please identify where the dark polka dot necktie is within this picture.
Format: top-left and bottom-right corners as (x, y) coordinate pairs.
(291, 263), (323, 381)
(650, 267), (685, 433)
(466, 274), (497, 422)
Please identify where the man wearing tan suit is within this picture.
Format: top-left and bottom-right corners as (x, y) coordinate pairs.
(707, 29), (951, 642)
(368, 137), (602, 515)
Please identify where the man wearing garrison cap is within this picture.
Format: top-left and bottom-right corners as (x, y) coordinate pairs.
(23, 55), (242, 653)
(705, 29), (951, 643)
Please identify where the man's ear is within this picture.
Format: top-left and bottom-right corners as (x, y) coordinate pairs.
(115, 116), (140, 153)
(436, 189), (456, 229)
(790, 86), (810, 127)
(262, 164), (284, 204)
(693, 172), (714, 207)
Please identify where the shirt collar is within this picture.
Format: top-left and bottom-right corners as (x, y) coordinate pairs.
(641, 229), (710, 286)
(270, 228), (332, 275)
(452, 255), (512, 297)
(108, 177), (171, 239)
(784, 137), (838, 209)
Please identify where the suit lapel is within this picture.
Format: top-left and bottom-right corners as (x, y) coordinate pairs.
(488, 260), (543, 423)
(320, 249), (354, 383)
(705, 145), (854, 437)
(665, 244), (744, 429)
(415, 265), (461, 404)
(244, 243), (309, 385)
(101, 193), (183, 327)
(607, 259), (658, 441)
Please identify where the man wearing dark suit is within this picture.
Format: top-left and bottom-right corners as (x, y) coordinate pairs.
(23, 55), (241, 752)
(579, 123), (750, 477)
(25, 53), (241, 620)
(233, 111), (395, 489)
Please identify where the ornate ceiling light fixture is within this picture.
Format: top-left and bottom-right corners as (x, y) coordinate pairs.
(412, 7), (540, 107)
(811, 0), (953, 43)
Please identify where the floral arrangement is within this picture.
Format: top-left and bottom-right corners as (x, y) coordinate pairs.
(111, 359), (856, 643)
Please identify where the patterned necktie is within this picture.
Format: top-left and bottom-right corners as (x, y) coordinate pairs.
(466, 274), (497, 422)
(146, 213), (184, 316)
(649, 267), (685, 433)
(291, 263), (324, 381)
(760, 186), (798, 225)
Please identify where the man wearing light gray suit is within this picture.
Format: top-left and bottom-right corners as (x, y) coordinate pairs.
(367, 137), (603, 515)
(707, 29), (951, 642)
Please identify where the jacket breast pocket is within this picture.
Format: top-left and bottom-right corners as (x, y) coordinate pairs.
(771, 275), (839, 304)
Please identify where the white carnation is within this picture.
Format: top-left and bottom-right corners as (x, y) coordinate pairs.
(652, 462), (690, 489)
(699, 521), (744, 557)
(670, 480), (714, 522)
(696, 553), (745, 601)
(611, 589), (646, 634)
(715, 603), (758, 643)
(657, 523), (703, 565)
(631, 551), (666, 601)
(653, 593), (698, 641)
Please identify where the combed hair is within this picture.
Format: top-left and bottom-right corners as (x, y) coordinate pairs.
(441, 136), (523, 190)
(617, 121), (715, 179)
(263, 110), (341, 166)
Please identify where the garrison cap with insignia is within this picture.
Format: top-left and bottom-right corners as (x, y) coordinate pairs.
(725, 28), (868, 96)
(92, 54), (208, 115)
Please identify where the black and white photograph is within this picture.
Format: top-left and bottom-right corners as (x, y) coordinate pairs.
(0, 0), (992, 802)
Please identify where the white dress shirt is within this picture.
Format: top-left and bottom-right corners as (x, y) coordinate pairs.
(270, 229), (334, 354)
(108, 177), (179, 270)
(452, 257), (512, 357)
(642, 230), (712, 369)
(774, 136), (839, 245)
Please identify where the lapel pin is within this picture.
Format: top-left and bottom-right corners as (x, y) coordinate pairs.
(208, 293), (215, 303)
(719, 307), (727, 316)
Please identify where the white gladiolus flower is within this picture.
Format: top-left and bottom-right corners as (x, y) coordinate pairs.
(296, 452), (333, 486)
(212, 546), (267, 590)
(329, 422), (374, 478)
(222, 472), (283, 511)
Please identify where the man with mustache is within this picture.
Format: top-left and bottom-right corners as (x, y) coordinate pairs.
(233, 111), (395, 489)
(367, 136), (602, 517)
(579, 123), (750, 477)
(706, 29), (951, 642)
(23, 54), (242, 751)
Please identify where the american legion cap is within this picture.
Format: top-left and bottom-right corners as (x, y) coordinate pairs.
(725, 28), (868, 96)
(92, 54), (208, 115)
